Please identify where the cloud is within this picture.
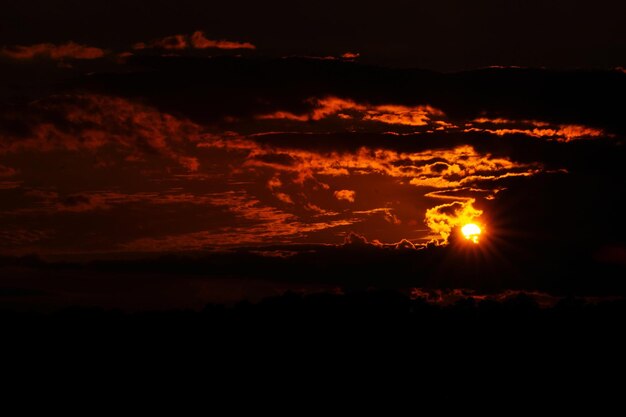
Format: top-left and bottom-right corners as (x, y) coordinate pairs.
(0, 90), (548, 256)
(334, 189), (356, 203)
(22, 191), (110, 213)
(0, 164), (17, 178)
(72, 57), (626, 138)
(3, 59), (622, 259)
(341, 52), (360, 59)
(203, 132), (540, 247)
(257, 97), (605, 141)
(122, 191), (355, 251)
(258, 97), (445, 127)
(0, 94), (205, 171)
(341, 232), (420, 251)
(394, 239), (416, 250)
(0, 56), (624, 302)
(352, 208), (401, 226)
(424, 199), (483, 243)
(10, 190), (223, 215)
(266, 176), (296, 204)
(1, 42), (105, 60)
(467, 118), (605, 142)
(408, 288), (562, 307)
(364, 104), (444, 126)
(0, 229), (51, 250)
(242, 142), (539, 193)
(0, 181), (20, 190)
(343, 231), (372, 247)
(275, 193), (294, 204)
(133, 31), (255, 51)
(133, 35), (187, 51)
(190, 31), (255, 50)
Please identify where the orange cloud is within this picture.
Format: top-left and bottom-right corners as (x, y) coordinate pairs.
(258, 96), (445, 127)
(341, 52), (360, 59)
(275, 193), (294, 204)
(266, 176), (296, 204)
(133, 31), (255, 51)
(0, 93), (548, 251)
(334, 189), (356, 203)
(472, 118), (548, 126)
(267, 176), (283, 190)
(555, 125), (604, 142)
(145, 125), (533, 247)
(353, 208), (401, 225)
(424, 199), (483, 244)
(469, 118), (604, 142)
(257, 111), (310, 122)
(242, 143), (537, 193)
(259, 101), (605, 141)
(363, 104), (444, 126)
(1, 42), (105, 60)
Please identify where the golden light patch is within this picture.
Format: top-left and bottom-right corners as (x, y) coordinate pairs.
(424, 199), (483, 244)
(461, 223), (481, 243)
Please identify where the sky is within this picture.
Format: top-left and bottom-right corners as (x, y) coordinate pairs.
(1, 1), (626, 308)
(2, 0), (626, 70)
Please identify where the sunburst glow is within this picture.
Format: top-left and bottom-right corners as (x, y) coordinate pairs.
(461, 223), (481, 243)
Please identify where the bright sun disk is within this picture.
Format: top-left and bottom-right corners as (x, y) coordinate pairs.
(461, 223), (481, 243)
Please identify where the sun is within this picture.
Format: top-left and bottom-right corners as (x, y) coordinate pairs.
(461, 223), (481, 243)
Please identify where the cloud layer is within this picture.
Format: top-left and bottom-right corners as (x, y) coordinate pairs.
(133, 31), (255, 51)
(1, 42), (105, 60)
(0, 57), (624, 274)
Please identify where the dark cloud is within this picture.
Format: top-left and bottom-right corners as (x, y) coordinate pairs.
(0, 164), (17, 177)
(133, 31), (255, 51)
(0, 232), (624, 297)
(1, 42), (106, 60)
(343, 231), (378, 248)
(71, 57), (626, 135)
(0, 94), (203, 171)
(1, 0), (625, 71)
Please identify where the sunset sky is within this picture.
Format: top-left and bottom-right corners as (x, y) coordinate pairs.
(1, 1), (625, 309)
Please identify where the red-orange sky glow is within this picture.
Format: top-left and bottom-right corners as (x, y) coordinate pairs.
(0, 91), (573, 256)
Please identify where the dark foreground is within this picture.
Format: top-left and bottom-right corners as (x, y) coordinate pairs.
(2, 290), (625, 406)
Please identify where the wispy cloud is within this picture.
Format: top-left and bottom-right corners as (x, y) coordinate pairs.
(258, 97), (444, 127)
(467, 118), (605, 142)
